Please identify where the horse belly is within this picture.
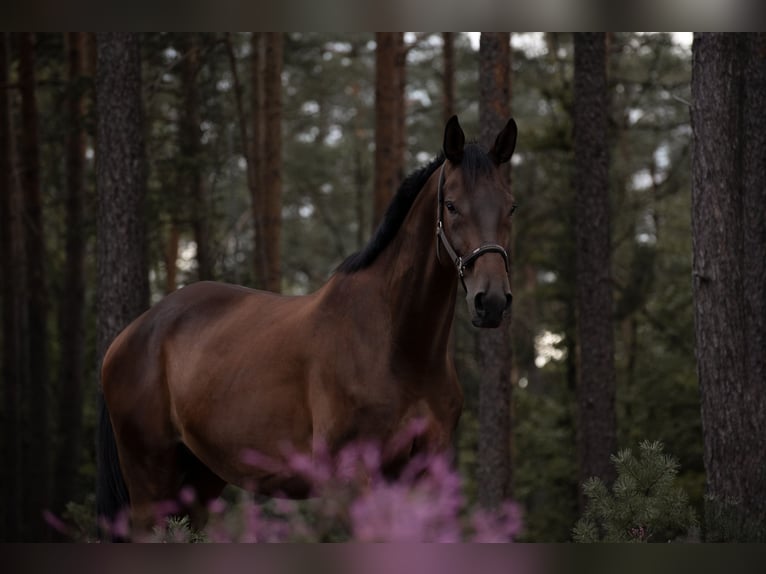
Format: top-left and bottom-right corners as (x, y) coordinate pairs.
(169, 360), (314, 493)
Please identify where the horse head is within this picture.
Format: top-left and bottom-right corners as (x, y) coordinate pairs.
(438, 115), (517, 328)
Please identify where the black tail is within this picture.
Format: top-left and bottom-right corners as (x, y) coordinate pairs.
(96, 394), (130, 540)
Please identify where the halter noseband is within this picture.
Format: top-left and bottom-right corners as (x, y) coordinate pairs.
(436, 162), (510, 292)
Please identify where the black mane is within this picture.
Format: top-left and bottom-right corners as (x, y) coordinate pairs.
(337, 144), (494, 274)
(337, 154), (444, 273)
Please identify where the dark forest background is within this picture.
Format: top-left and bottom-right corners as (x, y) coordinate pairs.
(1, 32), (764, 542)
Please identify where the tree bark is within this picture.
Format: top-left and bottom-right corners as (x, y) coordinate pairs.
(692, 33), (766, 542)
(250, 32), (267, 289)
(394, 33), (406, 183)
(95, 36), (150, 523)
(19, 32), (50, 540)
(53, 32), (87, 518)
(477, 32), (513, 509)
(262, 33), (283, 293)
(573, 32), (618, 490)
(95, 33), (149, 362)
(178, 34), (212, 281)
(443, 32), (455, 124)
(0, 31), (26, 542)
(573, 33), (617, 497)
(373, 32), (398, 228)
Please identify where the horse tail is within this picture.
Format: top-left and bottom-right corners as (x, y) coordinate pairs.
(96, 395), (130, 540)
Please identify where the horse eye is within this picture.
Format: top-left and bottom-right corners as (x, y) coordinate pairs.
(445, 201), (457, 214)
(509, 203), (518, 217)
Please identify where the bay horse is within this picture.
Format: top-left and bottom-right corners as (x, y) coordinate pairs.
(98, 115), (518, 537)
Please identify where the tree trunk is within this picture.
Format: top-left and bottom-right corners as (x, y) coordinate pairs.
(394, 33), (406, 182)
(373, 32), (398, 228)
(95, 32), (149, 363)
(19, 32), (50, 540)
(95, 33), (148, 361)
(250, 32), (267, 289)
(95, 34), (149, 522)
(0, 31), (26, 542)
(573, 33), (617, 497)
(262, 33), (282, 293)
(692, 33), (766, 542)
(477, 32), (513, 509)
(53, 32), (87, 518)
(178, 34), (212, 281)
(443, 32), (455, 123)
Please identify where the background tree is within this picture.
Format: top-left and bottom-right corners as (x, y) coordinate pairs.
(572, 32), (618, 494)
(373, 32), (401, 227)
(250, 32), (266, 288)
(442, 33), (455, 122)
(178, 34), (212, 281)
(0, 31), (25, 542)
(476, 32), (513, 508)
(52, 32), (88, 518)
(262, 33), (283, 293)
(691, 32), (766, 542)
(95, 32), (149, 519)
(18, 31), (50, 540)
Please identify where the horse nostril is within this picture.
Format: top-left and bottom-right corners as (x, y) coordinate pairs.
(505, 293), (513, 310)
(474, 292), (486, 315)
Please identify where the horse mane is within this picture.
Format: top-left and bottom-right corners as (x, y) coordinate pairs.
(338, 144), (493, 274)
(337, 154), (444, 273)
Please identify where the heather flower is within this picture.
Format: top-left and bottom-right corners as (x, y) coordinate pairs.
(51, 424), (523, 543)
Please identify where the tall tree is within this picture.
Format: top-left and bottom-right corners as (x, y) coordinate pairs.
(0, 31), (26, 542)
(373, 32), (399, 228)
(442, 32), (455, 123)
(262, 33), (283, 293)
(95, 32), (149, 518)
(53, 32), (88, 517)
(572, 33), (617, 496)
(178, 33), (212, 281)
(18, 32), (50, 539)
(692, 33), (766, 542)
(250, 32), (267, 289)
(476, 32), (513, 508)
(394, 33), (407, 183)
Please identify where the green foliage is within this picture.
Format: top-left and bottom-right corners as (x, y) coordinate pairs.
(573, 441), (698, 542)
(152, 516), (207, 543)
(60, 494), (97, 542)
(512, 378), (579, 542)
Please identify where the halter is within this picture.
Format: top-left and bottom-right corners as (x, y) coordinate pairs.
(436, 162), (510, 292)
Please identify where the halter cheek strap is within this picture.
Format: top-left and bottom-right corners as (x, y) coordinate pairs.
(436, 163), (510, 292)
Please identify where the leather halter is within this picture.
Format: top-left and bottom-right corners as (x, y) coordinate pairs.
(435, 162), (510, 292)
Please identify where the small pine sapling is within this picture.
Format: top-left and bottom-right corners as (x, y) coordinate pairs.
(573, 440), (698, 542)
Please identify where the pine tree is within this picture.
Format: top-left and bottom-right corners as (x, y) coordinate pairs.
(573, 441), (698, 542)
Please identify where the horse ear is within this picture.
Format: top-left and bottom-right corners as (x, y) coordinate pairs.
(489, 118), (517, 164)
(443, 115), (465, 164)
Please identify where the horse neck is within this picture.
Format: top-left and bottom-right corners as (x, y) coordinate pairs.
(370, 171), (458, 363)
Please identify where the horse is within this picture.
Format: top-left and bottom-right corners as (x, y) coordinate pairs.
(97, 114), (518, 537)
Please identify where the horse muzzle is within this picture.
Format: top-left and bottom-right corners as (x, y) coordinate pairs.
(469, 289), (512, 328)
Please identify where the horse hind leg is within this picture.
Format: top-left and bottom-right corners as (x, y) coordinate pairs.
(177, 443), (227, 532)
(115, 437), (188, 540)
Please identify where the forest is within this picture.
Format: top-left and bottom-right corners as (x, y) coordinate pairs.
(0, 32), (764, 543)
